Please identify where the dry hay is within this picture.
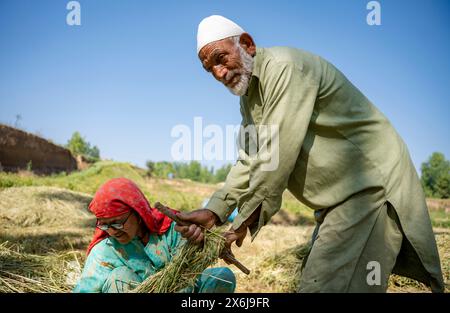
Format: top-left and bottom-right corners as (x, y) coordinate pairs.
(0, 186), (93, 228)
(222, 224), (314, 293)
(388, 231), (450, 293)
(0, 241), (83, 293)
(0, 186), (95, 254)
(227, 224), (449, 293)
(250, 243), (311, 292)
(0, 186), (91, 292)
(0, 186), (447, 293)
(237, 232), (449, 293)
(133, 228), (226, 293)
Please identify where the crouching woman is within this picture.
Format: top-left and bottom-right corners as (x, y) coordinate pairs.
(73, 178), (236, 293)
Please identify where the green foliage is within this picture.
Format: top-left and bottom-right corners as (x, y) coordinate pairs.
(214, 163), (232, 183)
(429, 208), (450, 228)
(421, 152), (450, 199)
(153, 161), (175, 179)
(272, 190), (316, 225)
(146, 160), (232, 183)
(145, 161), (155, 177)
(26, 161), (32, 172)
(0, 161), (145, 195)
(173, 161), (214, 183)
(66, 131), (100, 161)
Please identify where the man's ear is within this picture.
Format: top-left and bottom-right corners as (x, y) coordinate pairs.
(239, 33), (256, 56)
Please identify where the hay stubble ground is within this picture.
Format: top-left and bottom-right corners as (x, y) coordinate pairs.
(0, 163), (448, 293)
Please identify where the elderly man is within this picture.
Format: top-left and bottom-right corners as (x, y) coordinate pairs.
(175, 15), (444, 292)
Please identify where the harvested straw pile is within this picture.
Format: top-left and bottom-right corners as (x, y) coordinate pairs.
(0, 241), (83, 293)
(133, 228), (226, 293)
(248, 243), (311, 292)
(0, 186), (93, 228)
(0, 186), (95, 254)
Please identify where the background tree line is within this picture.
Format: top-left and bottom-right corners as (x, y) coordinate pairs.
(146, 160), (232, 184)
(421, 152), (449, 199)
(146, 151), (450, 196)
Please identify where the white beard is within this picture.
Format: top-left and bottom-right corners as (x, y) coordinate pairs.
(226, 44), (254, 96)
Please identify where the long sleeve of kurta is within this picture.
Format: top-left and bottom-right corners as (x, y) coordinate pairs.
(206, 55), (319, 239)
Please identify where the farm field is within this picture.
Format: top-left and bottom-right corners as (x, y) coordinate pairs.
(0, 162), (448, 292)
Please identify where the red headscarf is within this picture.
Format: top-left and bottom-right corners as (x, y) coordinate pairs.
(87, 177), (177, 255)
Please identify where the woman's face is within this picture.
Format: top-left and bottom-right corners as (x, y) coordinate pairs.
(97, 211), (141, 244)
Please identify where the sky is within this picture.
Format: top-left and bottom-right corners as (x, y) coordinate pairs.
(0, 0), (449, 173)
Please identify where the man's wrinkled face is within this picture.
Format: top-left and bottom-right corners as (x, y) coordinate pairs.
(199, 37), (254, 96)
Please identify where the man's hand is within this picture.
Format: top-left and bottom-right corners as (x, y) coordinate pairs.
(221, 225), (247, 264)
(174, 209), (218, 244)
(221, 205), (261, 263)
(224, 226), (247, 249)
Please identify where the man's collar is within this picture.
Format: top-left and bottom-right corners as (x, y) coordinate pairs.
(251, 47), (264, 79)
(243, 47), (264, 97)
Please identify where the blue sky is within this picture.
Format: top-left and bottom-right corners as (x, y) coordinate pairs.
(0, 0), (449, 173)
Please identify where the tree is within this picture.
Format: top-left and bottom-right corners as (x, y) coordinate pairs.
(66, 132), (85, 155)
(214, 164), (232, 183)
(188, 161), (203, 181)
(154, 161), (175, 178)
(146, 161), (155, 177)
(66, 131), (100, 162)
(145, 160), (232, 183)
(90, 145), (100, 159)
(421, 152), (450, 199)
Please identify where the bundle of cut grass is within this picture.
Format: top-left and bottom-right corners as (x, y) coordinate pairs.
(133, 228), (226, 293)
(0, 241), (82, 293)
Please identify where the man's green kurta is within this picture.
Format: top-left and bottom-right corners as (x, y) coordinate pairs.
(205, 46), (444, 291)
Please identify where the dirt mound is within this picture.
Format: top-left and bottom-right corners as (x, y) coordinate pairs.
(0, 124), (77, 174)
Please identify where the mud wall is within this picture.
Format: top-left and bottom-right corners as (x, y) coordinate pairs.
(0, 124), (77, 174)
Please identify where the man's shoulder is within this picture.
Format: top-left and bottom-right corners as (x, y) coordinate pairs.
(262, 46), (320, 67)
(256, 46), (323, 83)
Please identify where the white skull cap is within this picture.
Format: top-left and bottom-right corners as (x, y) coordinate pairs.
(197, 15), (245, 54)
